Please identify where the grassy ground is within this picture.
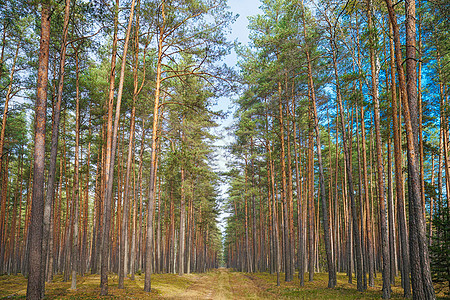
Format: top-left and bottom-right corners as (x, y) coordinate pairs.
(0, 272), (190, 299)
(0, 269), (448, 299)
(248, 272), (409, 299)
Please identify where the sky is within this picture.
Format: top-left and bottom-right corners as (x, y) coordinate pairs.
(213, 0), (262, 121)
(211, 0), (262, 235)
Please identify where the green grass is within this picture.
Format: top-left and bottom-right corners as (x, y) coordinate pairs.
(0, 270), (448, 299)
(244, 271), (449, 299)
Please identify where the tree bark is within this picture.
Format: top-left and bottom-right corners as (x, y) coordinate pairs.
(81, 116), (91, 276)
(101, 0), (135, 293)
(277, 81), (290, 282)
(70, 47), (81, 291)
(42, 0), (71, 288)
(307, 117), (314, 282)
(0, 40), (20, 274)
(329, 34), (364, 292)
(26, 1), (51, 298)
(304, 36), (336, 288)
(268, 139), (280, 286)
(144, 2), (165, 291)
(366, 2), (390, 297)
(284, 85), (295, 281)
(100, 0), (119, 293)
(118, 3), (139, 286)
(292, 101), (304, 286)
(130, 9), (143, 279)
(387, 139), (397, 283)
(384, 0), (436, 298)
(179, 133), (186, 276)
(388, 21), (411, 297)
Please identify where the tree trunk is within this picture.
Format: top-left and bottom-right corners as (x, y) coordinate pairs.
(268, 141), (280, 286)
(388, 21), (411, 297)
(91, 122), (105, 274)
(144, 3), (166, 290)
(251, 137), (258, 273)
(26, 1), (51, 298)
(304, 38), (336, 287)
(101, 0), (135, 293)
(130, 12), (144, 279)
(387, 140), (397, 283)
(118, 4), (138, 285)
(277, 81), (290, 281)
(307, 118), (314, 282)
(366, 2), (390, 297)
(42, 0), (71, 288)
(355, 106), (367, 289)
(329, 33), (364, 292)
(100, 0), (119, 293)
(70, 47), (81, 291)
(14, 150), (24, 275)
(244, 156), (251, 273)
(81, 116), (91, 276)
(0, 41), (20, 274)
(384, 1), (435, 298)
(428, 156), (435, 246)
(137, 119), (145, 273)
(179, 159), (186, 275)
(0, 40), (20, 220)
(292, 101), (304, 286)
(284, 86), (295, 281)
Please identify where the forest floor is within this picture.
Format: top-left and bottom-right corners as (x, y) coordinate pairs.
(1, 268), (448, 299)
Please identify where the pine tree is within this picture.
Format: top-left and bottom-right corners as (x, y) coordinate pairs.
(430, 205), (450, 297)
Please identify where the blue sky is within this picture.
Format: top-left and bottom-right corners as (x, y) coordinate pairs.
(212, 0), (262, 234)
(213, 0), (262, 115)
(226, 0), (262, 57)
(212, 0), (262, 143)
(211, 0), (262, 174)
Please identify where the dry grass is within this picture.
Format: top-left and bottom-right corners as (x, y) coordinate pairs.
(0, 270), (448, 299)
(244, 271), (449, 299)
(0, 271), (216, 299)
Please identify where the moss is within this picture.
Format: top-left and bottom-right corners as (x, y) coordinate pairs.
(247, 271), (449, 299)
(0, 274), (27, 298)
(0, 270), (448, 299)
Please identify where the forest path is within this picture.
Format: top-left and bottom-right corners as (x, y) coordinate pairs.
(161, 268), (271, 299)
(0, 269), (273, 300)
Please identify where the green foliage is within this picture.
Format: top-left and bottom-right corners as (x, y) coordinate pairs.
(430, 206), (450, 296)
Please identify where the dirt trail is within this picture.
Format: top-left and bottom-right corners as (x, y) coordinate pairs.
(163, 268), (271, 299)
